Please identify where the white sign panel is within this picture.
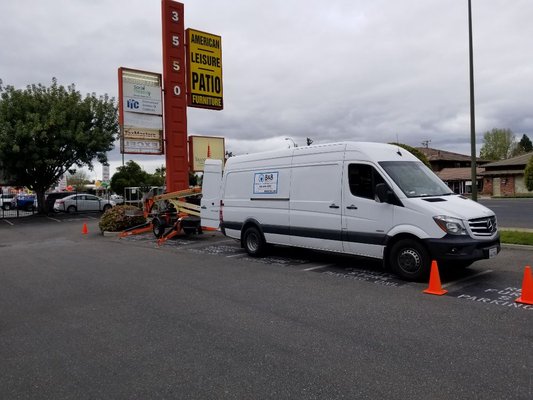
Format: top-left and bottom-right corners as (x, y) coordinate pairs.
(123, 139), (163, 154)
(102, 165), (110, 182)
(122, 81), (162, 115)
(119, 68), (164, 155)
(254, 172), (279, 194)
(123, 111), (163, 130)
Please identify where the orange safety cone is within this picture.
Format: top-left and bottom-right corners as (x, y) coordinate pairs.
(82, 223), (88, 235)
(423, 260), (447, 296)
(515, 266), (533, 305)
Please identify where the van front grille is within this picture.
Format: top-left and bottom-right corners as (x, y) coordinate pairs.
(469, 216), (497, 237)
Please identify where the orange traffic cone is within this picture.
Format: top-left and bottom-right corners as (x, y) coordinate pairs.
(82, 223), (88, 235)
(515, 266), (533, 305)
(423, 260), (447, 296)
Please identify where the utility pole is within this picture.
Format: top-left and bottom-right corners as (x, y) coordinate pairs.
(468, 0), (478, 201)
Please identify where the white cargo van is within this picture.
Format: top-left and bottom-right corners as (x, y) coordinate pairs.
(201, 142), (500, 280)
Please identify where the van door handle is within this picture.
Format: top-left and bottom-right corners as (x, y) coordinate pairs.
(201, 206), (207, 209)
(346, 205), (358, 210)
(329, 203), (340, 209)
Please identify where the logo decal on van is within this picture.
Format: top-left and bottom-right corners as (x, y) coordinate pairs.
(254, 172), (279, 194)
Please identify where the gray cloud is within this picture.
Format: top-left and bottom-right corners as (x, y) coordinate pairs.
(2, 0), (532, 178)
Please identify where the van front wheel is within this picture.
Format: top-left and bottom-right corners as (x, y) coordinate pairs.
(389, 239), (430, 281)
(243, 226), (266, 257)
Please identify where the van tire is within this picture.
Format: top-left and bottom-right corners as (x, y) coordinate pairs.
(243, 226), (266, 257)
(389, 239), (430, 281)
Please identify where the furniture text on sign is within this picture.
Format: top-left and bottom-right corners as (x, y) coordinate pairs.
(186, 28), (223, 110)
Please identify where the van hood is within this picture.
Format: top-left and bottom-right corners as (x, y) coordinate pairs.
(405, 195), (495, 220)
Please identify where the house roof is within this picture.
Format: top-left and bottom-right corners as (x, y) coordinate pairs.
(415, 147), (484, 162)
(479, 169), (525, 176)
(482, 152), (533, 168)
(437, 167), (484, 181)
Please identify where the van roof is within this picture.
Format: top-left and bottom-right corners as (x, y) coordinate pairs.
(226, 141), (419, 165)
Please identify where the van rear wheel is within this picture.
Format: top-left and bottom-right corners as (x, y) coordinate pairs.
(243, 226), (266, 257)
(389, 239), (430, 281)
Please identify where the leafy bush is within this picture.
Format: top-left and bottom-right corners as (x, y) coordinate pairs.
(524, 155), (533, 192)
(98, 205), (146, 232)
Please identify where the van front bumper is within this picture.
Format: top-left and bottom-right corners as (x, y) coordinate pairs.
(423, 234), (500, 262)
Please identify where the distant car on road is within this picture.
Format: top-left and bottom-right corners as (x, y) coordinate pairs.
(54, 194), (115, 213)
(1, 194), (15, 210)
(11, 194), (36, 211)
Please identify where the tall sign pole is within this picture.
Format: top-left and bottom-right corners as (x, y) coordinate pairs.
(162, 0), (189, 192)
(468, 0), (478, 201)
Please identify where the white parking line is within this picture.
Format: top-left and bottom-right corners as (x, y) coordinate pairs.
(47, 216), (61, 222)
(2, 219), (14, 226)
(442, 269), (493, 289)
(226, 253), (246, 258)
(302, 264), (334, 271)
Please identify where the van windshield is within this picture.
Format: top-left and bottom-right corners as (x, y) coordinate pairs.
(378, 161), (453, 198)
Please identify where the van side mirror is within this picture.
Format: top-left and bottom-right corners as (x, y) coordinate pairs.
(375, 183), (392, 203)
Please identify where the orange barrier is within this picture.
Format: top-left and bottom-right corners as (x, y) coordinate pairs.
(82, 223), (88, 235)
(515, 266), (533, 305)
(423, 260), (447, 296)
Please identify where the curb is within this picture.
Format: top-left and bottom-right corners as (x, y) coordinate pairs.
(502, 243), (533, 251)
(102, 231), (120, 237)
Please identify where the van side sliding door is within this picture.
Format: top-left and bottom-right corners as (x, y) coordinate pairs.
(289, 153), (344, 252)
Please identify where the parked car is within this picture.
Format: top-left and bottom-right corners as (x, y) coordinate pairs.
(45, 191), (74, 212)
(11, 194), (36, 211)
(54, 194), (115, 213)
(1, 194), (15, 210)
(109, 194), (124, 204)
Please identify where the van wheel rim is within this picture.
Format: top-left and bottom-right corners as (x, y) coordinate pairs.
(398, 249), (421, 273)
(247, 233), (259, 252)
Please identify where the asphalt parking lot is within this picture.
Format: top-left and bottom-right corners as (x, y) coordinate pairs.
(1, 215), (532, 399)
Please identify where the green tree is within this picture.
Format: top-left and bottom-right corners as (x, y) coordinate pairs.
(110, 160), (161, 196)
(67, 170), (90, 192)
(515, 134), (533, 156)
(524, 155), (533, 192)
(154, 165), (166, 181)
(388, 143), (431, 167)
(479, 128), (515, 160)
(0, 78), (118, 213)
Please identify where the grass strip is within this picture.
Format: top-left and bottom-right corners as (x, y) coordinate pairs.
(500, 230), (533, 246)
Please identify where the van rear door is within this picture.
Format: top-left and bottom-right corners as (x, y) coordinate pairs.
(201, 159), (223, 229)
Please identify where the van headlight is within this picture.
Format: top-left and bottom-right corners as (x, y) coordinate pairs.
(433, 215), (467, 235)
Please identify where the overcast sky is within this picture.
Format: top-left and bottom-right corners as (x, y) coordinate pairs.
(2, 0), (532, 179)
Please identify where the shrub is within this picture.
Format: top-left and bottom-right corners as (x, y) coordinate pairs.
(98, 205), (146, 232)
(524, 155), (533, 192)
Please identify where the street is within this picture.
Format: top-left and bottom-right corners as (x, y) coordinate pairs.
(0, 216), (531, 399)
(479, 197), (533, 229)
